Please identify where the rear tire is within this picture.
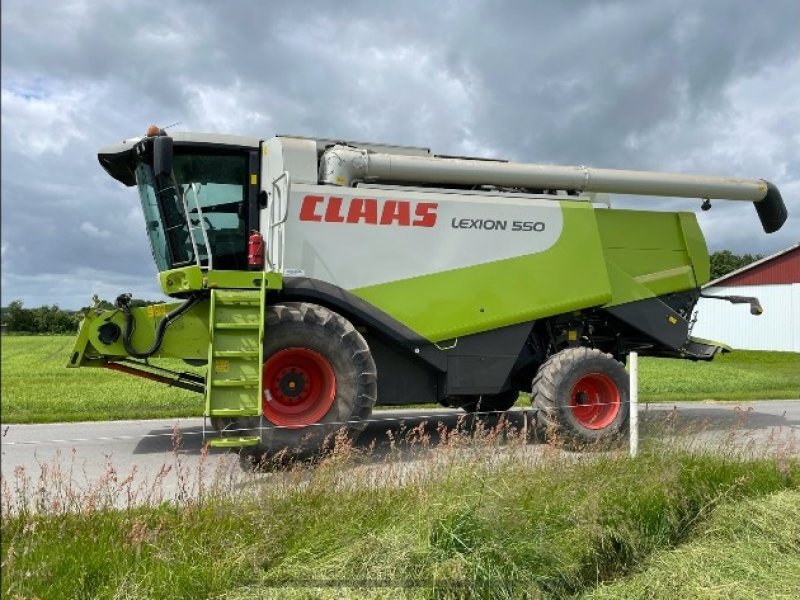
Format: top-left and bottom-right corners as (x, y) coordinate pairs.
(531, 347), (628, 445)
(220, 302), (376, 465)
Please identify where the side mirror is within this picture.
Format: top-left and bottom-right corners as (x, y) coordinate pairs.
(153, 136), (173, 177)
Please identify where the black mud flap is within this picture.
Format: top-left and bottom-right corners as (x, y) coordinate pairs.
(652, 336), (731, 361)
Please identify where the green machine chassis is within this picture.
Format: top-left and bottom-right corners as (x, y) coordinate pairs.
(68, 207), (720, 450)
(70, 129), (785, 454)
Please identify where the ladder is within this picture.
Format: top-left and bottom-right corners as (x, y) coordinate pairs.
(205, 279), (266, 448)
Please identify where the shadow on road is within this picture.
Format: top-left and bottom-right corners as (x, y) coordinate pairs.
(640, 404), (797, 433)
(132, 410), (533, 457)
(131, 404), (797, 458)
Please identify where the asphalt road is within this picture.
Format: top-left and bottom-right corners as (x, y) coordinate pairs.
(2, 401), (798, 509)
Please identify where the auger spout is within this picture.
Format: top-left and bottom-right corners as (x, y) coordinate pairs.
(319, 146), (788, 233)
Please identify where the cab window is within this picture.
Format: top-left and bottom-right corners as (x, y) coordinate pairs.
(173, 152), (248, 270)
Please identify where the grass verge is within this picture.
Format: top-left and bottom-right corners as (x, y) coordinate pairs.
(2, 432), (798, 599)
(584, 488), (800, 599)
(1, 336), (798, 424)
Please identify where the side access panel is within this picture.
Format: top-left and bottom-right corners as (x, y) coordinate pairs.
(363, 334), (439, 405)
(280, 184), (613, 342)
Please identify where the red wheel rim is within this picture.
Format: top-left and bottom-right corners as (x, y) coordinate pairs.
(570, 372), (620, 430)
(262, 348), (336, 429)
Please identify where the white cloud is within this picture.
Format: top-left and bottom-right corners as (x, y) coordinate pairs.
(1, 0), (798, 307)
(80, 221), (111, 238)
(185, 81), (272, 134)
(622, 55), (800, 179)
(0, 84), (90, 157)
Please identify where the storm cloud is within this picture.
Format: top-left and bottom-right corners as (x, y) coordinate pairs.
(2, 0), (798, 308)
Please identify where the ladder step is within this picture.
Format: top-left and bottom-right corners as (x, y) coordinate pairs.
(215, 290), (261, 301)
(215, 322), (260, 330)
(213, 350), (260, 358)
(216, 299), (260, 306)
(206, 284), (265, 423)
(211, 378), (260, 387)
(208, 436), (261, 448)
(208, 407), (260, 417)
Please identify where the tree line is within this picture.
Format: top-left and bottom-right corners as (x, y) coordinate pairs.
(2, 297), (162, 334)
(1, 250), (765, 334)
(709, 250), (763, 281)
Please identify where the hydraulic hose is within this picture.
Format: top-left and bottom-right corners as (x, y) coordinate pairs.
(116, 293), (202, 359)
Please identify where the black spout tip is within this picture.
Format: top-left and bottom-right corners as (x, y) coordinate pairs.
(755, 180), (788, 234)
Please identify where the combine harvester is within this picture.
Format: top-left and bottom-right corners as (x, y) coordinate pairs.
(69, 126), (787, 458)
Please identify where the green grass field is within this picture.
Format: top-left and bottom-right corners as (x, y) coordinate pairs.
(1, 335), (798, 424)
(637, 350), (800, 401)
(1, 335), (202, 423)
(2, 443), (798, 599)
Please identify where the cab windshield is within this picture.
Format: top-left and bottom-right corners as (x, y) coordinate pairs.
(135, 150), (248, 271)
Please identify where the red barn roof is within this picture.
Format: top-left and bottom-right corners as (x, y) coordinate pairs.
(705, 243), (800, 287)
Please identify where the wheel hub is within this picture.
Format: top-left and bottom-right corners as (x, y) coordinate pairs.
(262, 347), (336, 429)
(277, 368), (308, 399)
(570, 372), (621, 430)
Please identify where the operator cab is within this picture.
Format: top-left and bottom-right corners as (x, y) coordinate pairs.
(98, 130), (261, 273)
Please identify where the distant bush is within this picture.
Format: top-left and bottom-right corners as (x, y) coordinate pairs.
(2, 297), (163, 335)
(2, 300), (80, 334)
(709, 250), (763, 280)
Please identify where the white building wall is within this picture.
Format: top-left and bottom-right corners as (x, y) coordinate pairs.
(692, 284), (800, 351)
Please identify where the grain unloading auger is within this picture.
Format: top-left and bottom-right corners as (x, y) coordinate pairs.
(69, 127), (788, 457)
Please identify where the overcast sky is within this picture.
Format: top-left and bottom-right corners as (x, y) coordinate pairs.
(2, 0), (798, 309)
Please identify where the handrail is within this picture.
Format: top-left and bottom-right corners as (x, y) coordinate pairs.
(187, 183), (213, 270)
(268, 171), (291, 273)
(178, 182), (201, 268)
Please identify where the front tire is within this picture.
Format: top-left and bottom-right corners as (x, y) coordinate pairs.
(531, 347), (629, 444)
(223, 302), (377, 464)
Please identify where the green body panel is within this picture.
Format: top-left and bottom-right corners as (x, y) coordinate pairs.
(353, 201), (612, 342)
(159, 266), (281, 295)
(602, 250), (696, 303)
(596, 209), (707, 305)
(67, 306), (97, 367)
(207, 270), (281, 291)
(602, 261), (659, 305)
(68, 301), (211, 366)
(595, 210), (687, 250)
(678, 212), (711, 286)
(352, 205), (708, 343)
(159, 265), (205, 295)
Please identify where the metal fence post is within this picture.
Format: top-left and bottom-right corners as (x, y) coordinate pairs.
(629, 351), (639, 458)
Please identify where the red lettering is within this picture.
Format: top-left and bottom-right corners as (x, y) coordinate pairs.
(413, 202), (438, 227)
(299, 195), (324, 222)
(302, 196), (437, 228)
(380, 200), (411, 226)
(325, 197), (345, 222)
(346, 198), (378, 224)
